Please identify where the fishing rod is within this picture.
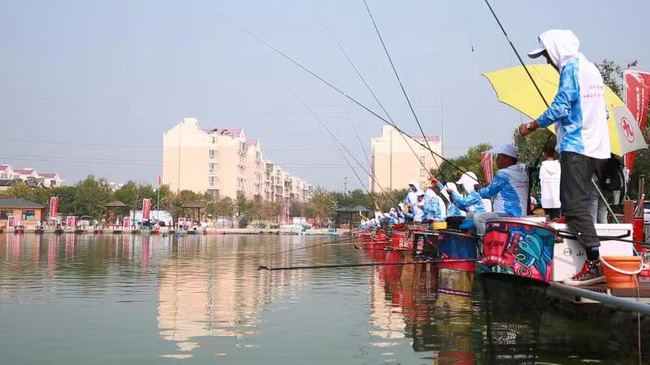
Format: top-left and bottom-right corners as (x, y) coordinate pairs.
(324, 25), (443, 183)
(208, 7), (475, 182)
(256, 234), (359, 259)
(289, 89), (399, 208)
(362, 0), (444, 176)
(258, 258), (476, 271)
(482, 0), (552, 214)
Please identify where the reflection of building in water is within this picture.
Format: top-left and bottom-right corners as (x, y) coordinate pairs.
(157, 236), (305, 354)
(368, 254), (476, 364)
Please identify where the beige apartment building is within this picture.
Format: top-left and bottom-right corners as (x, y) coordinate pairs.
(162, 118), (312, 202)
(370, 125), (443, 193)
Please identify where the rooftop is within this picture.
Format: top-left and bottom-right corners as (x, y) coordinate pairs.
(0, 199), (44, 208)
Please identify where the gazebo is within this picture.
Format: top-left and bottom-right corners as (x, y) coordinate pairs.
(104, 200), (127, 225)
(335, 205), (371, 237)
(182, 201), (205, 223)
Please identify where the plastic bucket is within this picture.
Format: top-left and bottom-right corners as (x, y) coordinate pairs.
(601, 256), (643, 289)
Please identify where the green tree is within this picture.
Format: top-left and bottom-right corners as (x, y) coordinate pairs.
(74, 175), (111, 218)
(213, 197), (235, 217)
(596, 60), (624, 98)
(438, 143), (493, 184)
(112, 181), (139, 210)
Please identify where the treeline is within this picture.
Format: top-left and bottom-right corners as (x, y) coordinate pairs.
(0, 175), (404, 225)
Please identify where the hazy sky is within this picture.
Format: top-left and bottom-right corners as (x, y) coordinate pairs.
(1, 0), (648, 190)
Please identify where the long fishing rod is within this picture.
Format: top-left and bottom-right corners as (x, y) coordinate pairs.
(483, 0), (549, 108)
(258, 258), (476, 271)
(362, 0), (444, 176)
(256, 234), (360, 259)
(290, 90), (399, 208)
(482, 0), (552, 213)
(208, 7), (475, 182)
(324, 25), (443, 183)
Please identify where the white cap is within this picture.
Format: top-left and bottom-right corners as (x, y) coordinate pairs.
(491, 144), (519, 159)
(416, 190), (425, 197)
(528, 45), (546, 59)
(456, 171), (478, 185)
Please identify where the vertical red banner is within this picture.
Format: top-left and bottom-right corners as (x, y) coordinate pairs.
(49, 197), (59, 220)
(142, 199), (152, 220)
(625, 70), (650, 169)
(123, 217), (131, 229)
(481, 152), (494, 184)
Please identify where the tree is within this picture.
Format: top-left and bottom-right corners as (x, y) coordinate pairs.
(112, 181), (139, 210)
(74, 175), (111, 218)
(513, 128), (556, 166)
(596, 60), (624, 98)
(438, 143), (493, 184)
(213, 197), (235, 217)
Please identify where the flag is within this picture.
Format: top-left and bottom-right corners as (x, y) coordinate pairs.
(142, 199), (152, 220)
(158, 173), (162, 187)
(481, 152), (493, 184)
(49, 197), (59, 220)
(624, 70), (650, 169)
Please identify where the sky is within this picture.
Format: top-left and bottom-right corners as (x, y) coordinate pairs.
(1, 0), (648, 191)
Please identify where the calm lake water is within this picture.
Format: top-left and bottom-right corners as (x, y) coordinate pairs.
(0, 234), (646, 365)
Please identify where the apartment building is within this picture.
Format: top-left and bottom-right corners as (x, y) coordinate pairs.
(0, 164), (65, 189)
(162, 118), (312, 202)
(369, 125), (443, 193)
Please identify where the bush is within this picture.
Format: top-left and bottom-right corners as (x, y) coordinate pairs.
(238, 216), (249, 228)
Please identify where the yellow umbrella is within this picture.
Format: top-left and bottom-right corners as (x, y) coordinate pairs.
(483, 64), (647, 156)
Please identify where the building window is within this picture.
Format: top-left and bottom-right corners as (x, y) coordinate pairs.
(209, 176), (216, 187)
(419, 155), (426, 163)
(21, 210), (36, 221)
(211, 136), (217, 144)
(0, 173), (6, 179)
(209, 150), (217, 159)
(420, 168), (426, 177)
(209, 163), (217, 174)
(0, 210), (12, 219)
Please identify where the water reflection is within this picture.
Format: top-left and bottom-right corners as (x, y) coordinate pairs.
(366, 248), (476, 364)
(0, 234), (646, 365)
(155, 235), (311, 359)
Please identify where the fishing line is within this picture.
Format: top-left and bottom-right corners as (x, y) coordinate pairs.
(206, 4), (475, 181)
(289, 89), (399, 207)
(362, 0), (444, 176)
(255, 235), (357, 259)
(324, 24), (443, 183)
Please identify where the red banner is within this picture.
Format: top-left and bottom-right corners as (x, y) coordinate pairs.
(49, 197), (59, 220)
(625, 70), (650, 169)
(142, 199), (152, 220)
(123, 217), (131, 229)
(481, 152), (494, 184)
(66, 216), (76, 227)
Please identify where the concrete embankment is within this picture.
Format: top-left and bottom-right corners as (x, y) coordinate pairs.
(0, 227), (340, 236)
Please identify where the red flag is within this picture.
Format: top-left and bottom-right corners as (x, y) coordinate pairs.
(142, 199), (152, 220)
(49, 197), (59, 220)
(158, 174), (162, 186)
(625, 70), (650, 169)
(481, 152), (494, 184)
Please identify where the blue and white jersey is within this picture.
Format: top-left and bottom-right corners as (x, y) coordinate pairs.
(450, 190), (487, 213)
(424, 189), (443, 221)
(535, 30), (610, 159)
(479, 164), (529, 217)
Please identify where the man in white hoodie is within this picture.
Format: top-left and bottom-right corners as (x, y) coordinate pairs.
(520, 29), (610, 286)
(539, 144), (561, 219)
